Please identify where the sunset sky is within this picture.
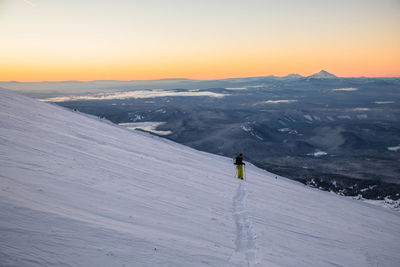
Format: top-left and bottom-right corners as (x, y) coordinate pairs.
(1, 0), (399, 81)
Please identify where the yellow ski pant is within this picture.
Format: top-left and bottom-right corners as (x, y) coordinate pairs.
(236, 165), (244, 179)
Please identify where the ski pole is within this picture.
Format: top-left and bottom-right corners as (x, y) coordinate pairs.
(233, 159), (237, 178)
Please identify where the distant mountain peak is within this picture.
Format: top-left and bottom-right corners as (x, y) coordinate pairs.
(308, 70), (337, 79)
(283, 73), (304, 79)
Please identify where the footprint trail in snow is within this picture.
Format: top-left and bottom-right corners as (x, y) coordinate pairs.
(231, 181), (259, 266)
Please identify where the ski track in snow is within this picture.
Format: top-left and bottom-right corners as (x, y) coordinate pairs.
(231, 182), (259, 266)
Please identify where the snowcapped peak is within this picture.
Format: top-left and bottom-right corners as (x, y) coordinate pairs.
(308, 70), (337, 79)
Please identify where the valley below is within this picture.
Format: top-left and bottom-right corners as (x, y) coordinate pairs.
(4, 73), (400, 205)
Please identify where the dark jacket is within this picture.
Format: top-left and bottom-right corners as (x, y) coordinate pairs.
(234, 156), (244, 166)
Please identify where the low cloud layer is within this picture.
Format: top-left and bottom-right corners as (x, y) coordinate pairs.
(332, 88), (358, 91)
(119, 122), (172, 136)
(375, 101), (395, 104)
(40, 90), (228, 102)
(262, 100), (298, 104)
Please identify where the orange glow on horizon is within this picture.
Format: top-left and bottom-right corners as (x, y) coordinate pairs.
(1, 0), (399, 82)
(1, 60), (399, 82)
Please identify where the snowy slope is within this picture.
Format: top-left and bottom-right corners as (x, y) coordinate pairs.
(0, 88), (399, 267)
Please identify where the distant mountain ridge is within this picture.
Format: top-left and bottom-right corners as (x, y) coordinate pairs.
(308, 70), (337, 79)
(3, 71), (400, 98)
(283, 73), (304, 79)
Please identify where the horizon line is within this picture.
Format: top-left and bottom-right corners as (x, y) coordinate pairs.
(1, 74), (400, 83)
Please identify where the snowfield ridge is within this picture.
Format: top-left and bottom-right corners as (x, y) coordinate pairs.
(0, 88), (399, 267)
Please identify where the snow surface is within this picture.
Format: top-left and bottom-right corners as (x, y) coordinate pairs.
(337, 115), (351, 119)
(375, 101), (395, 105)
(362, 198), (400, 211)
(225, 87), (247, 91)
(1, 88), (400, 267)
(353, 108), (370, 111)
(278, 128), (299, 135)
(356, 114), (368, 119)
(332, 88), (358, 92)
(240, 125), (263, 140)
(304, 115), (313, 121)
(307, 151), (328, 157)
(240, 125), (252, 132)
(262, 100), (297, 104)
(388, 145), (400, 152)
